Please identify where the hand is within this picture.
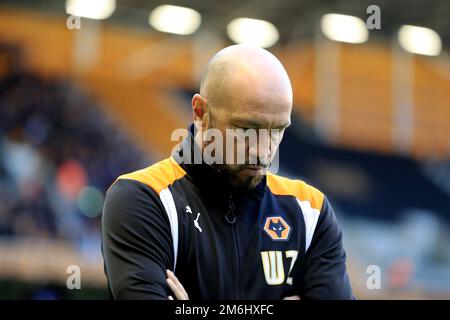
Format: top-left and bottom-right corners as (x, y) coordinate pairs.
(166, 269), (299, 301)
(166, 270), (189, 300)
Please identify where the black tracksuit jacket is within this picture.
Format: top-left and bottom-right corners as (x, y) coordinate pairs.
(101, 127), (353, 300)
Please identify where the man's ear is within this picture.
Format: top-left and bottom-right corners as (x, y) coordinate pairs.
(192, 94), (208, 130)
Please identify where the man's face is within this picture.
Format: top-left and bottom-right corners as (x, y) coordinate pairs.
(199, 91), (292, 190)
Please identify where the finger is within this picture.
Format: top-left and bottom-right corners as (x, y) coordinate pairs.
(167, 278), (188, 300)
(168, 271), (188, 299)
(282, 295), (301, 300)
(167, 278), (183, 300)
(167, 270), (189, 299)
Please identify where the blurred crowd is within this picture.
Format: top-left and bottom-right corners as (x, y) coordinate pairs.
(0, 68), (148, 245)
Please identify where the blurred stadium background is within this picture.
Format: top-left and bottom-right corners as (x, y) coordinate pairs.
(0, 0), (449, 299)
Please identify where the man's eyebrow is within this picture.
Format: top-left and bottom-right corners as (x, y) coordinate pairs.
(232, 119), (262, 128)
(232, 118), (291, 129)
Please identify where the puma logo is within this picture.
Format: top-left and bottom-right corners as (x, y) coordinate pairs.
(186, 205), (202, 233)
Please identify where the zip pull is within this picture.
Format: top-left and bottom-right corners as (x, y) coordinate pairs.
(225, 194), (236, 224)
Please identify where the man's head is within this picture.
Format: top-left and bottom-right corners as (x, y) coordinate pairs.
(192, 45), (293, 190)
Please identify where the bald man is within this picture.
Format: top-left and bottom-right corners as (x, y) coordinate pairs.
(101, 45), (353, 300)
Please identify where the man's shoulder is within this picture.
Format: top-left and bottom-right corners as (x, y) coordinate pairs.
(112, 156), (186, 194)
(266, 172), (325, 211)
(103, 157), (186, 222)
(102, 161), (177, 248)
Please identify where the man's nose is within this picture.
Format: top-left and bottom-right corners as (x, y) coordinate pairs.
(248, 131), (271, 165)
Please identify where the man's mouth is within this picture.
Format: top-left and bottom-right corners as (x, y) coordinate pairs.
(241, 165), (267, 175)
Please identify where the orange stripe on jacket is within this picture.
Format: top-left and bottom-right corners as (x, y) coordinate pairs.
(266, 173), (324, 211)
(115, 156), (186, 194)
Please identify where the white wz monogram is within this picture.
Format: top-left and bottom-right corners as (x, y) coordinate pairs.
(261, 250), (298, 285)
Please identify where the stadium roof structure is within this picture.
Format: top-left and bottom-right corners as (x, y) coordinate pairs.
(2, 0), (449, 47)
